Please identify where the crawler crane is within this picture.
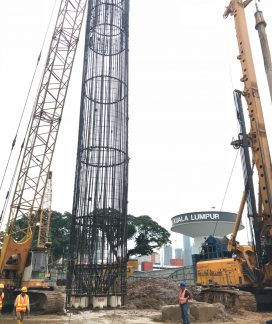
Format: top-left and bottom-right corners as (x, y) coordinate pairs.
(196, 0), (272, 311)
(0, 0), (87, 313)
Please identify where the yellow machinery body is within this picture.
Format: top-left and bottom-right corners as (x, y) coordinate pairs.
(127, 259), (138, 277)
(197, 258), (251, 287)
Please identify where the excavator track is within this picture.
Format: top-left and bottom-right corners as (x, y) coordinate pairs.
(28, 290), (64, 314)
(198, 288), (256, 311)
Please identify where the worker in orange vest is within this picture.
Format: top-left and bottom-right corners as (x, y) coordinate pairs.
(178, 281), (192, 324)
(0, 283), (4, 313)
(14, 287), (30, 324)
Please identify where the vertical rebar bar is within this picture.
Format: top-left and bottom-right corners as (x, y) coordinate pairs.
(66, 0), (129, 308)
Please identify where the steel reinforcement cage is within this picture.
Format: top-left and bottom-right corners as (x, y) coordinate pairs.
(66, 0), (129, 306)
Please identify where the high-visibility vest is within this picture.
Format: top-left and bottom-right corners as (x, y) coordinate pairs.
(15, 294), (29, 312)
(179, 288), (187, 305)
(0, 293), (4, 309)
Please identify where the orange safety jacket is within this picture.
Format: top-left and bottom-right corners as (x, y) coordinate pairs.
(0, 293), (4, 309)
(179, 288), (188, 305)
(15, 294), (29, 312)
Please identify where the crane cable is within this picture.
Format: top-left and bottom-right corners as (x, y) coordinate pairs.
(212, 149), (239, 236)
(0, 0), (58, 227)
(210, 9), (241, 236)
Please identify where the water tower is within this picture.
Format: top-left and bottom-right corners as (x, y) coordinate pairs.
(171, 210), (244, 256)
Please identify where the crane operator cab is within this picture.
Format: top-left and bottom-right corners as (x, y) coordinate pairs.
(22, 249), (54, 289)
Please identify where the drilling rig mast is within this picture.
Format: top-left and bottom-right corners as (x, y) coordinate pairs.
(196, 0), (272, 311)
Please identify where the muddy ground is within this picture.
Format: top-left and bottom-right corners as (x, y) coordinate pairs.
(1, 279), (270, 323)
(0, 309), (272, 323)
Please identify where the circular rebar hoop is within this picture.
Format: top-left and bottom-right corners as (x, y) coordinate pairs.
(67, 0), (129, 306)
(89, 3), (126, 56)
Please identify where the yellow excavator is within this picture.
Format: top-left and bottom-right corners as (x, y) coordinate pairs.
(0, 0), (88, 313)
(196, 0), (272, 311)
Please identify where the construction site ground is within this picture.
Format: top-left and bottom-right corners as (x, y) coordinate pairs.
(0, 309), (272, 323)
(1, 278), (272, 323)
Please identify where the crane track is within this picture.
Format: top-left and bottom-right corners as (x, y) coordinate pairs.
(28, 290), (64, 314)
(199, 288), (256, 311)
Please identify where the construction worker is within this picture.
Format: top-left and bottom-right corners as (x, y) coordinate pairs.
(0, 283), (4, 313)
(14, 287), (30, 324)
(178, 281), (192, 324)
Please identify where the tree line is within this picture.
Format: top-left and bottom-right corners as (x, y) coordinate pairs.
(16, 210), (171, 264)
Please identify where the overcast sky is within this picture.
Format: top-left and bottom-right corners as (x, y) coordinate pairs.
(0, 0), (272, 249)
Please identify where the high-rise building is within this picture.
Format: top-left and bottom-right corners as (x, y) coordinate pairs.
(175, 248), (183, 259)
(171, 211), (244, 266)
(150, 252), (160, 264)
(138, 255), (151, 263)
(183, 235), (192, 266)
(164, 245), (172, 266)
(154, 252), (160, 264)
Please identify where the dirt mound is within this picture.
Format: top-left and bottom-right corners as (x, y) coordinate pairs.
(126, 278), (252, 315)
(127, 278), (181, 309)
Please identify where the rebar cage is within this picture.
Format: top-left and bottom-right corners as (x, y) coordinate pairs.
(66, 0), (129, 306)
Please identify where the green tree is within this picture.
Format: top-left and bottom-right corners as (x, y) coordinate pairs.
(14, 211), (170, 260)
(127, 215), (171, 257)
(49, 211), (72, 262)
(13, 210), (71, 263)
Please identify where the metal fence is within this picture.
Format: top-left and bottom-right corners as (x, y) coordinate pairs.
(129, 266), (196, 286)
